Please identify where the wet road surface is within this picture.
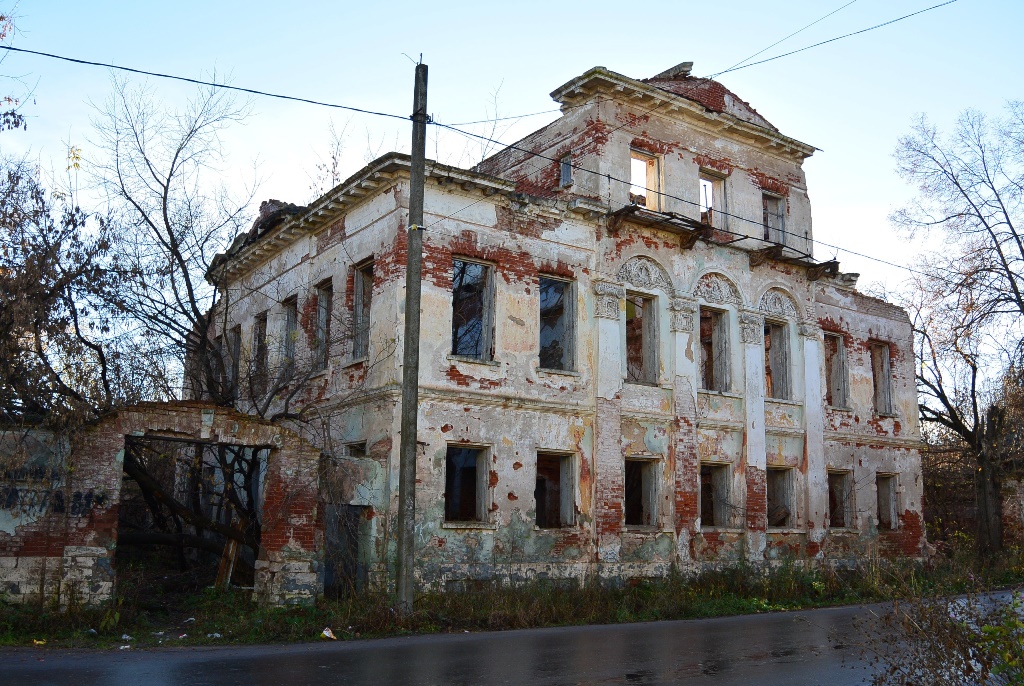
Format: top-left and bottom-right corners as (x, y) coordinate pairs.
(0, 603), (879, 685)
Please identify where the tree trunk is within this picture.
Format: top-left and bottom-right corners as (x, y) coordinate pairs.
(976, 406), (1005, 556)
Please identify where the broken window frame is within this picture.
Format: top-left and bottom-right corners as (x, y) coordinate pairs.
(698, 171), (727, 230)
(823, 333), (849, 408)
(699, 307), (730, 392)
(870, 341), (894, 415)
(766, 467), (793, 529)
(314, 279), (333, 371)
(762, 193), (786, 244)
(763, 320), (791, 400)
(253, 311), (269, 396)
(827, 470), (853, 529)
(444, 445), (489, 524)
(451, 258), (494, 361)
(876, 473), (897, 530)
(343, 441), (367, 458)
(538, 275), (575, 372)
(282, 296), (299, 370)
(353, 260), (374, 360)
(559, 154), (573, 188)
(629, 150), (660, 211)
(624, 456), (659, 528)
(535, 451), (575, 529)
(625, 292), (658, 385)
(227, 324), (241, 399)
(699, 462), (732, 529)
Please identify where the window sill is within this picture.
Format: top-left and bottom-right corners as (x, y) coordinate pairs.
(624, 380), (660, 388)
(623, 526), (667, 534)
(344, 356), (368, 369)
(532, 524), (578, 532)
(874, 412), (899, 419)
(447, 354), (500, 367)
(537, 367), (579, 378)
(698, 389), (743, 399)
(442, 521), (496, 530)
(827, 527), (858, 533)
(765, 397), (802, 406)
(827, 405), (853, 412)
(699, 526), (744, 533)
(767, 527), (806, 535)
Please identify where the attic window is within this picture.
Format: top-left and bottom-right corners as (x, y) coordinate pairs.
(762, 194), (785, 244)
(629, 151), (659, 210)
(699, 172), (726, 229)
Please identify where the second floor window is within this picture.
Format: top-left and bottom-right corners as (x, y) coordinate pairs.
(282, 297), (298, 369)
(625, 293), (657, 384)
(452, 259), (493, 360)
(699, 307), (729, 392)
(539, 276), (574, 371)
(870, 342), (893, 415)
(699, 172), (726, 229)
(629, 151), (659, 210)
(764, 321), (790, 400)
(253, 311), (268, 395)
(314, 281), (333, 370)
(824, 333), (849, 407)
(353, 261), (373, 359)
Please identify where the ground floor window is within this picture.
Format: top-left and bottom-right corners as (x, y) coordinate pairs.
(828, 471), (852, 528)
(625, 457), (658, 527)
(766, 467), (792, 528)
(535, 452), (574, 528)
(445, 446), (488, 523)
(700, 463), (731, 527)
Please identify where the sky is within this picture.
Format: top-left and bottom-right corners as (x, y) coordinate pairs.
(2, 0), (1021, 292)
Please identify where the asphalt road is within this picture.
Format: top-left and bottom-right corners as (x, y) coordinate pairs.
(0, 603), (881, 685)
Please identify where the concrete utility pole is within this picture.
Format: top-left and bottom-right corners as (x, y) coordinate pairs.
(396, 61), (427, 612)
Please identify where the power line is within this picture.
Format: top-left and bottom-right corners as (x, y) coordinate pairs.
(0, 45), (410, 122)
(708, 0), (860, 78)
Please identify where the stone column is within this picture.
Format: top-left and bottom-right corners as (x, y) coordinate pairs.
(670, 297), (699, 564)
(740, 310), (767, 560)
(800, 323), (827, 556)
(592, 281), (624, 567)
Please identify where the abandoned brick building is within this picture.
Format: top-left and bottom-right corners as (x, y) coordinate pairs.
(201, 61), (926, 592)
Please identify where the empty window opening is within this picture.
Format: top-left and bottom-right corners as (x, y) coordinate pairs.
(762, 194), (785, 244)
(451, 259), (493, 359)
(629, 151), (659, 210)
(700, 463), (731, 528)
(764, 321), (790, 400)
(535, 452), (574, 528)
(314, 281), (333, 370)
(824, 333), (849, 407)
(766, 467), (792, 528)
(828, 471), (852, 528)
(343, 441), (367, 458)
(539, 277), (574, 371)
(625, 294), (657, 384)
(253, 311), (268, 395)
(699, 173), (726, 229)
(283, 296), (298, 368)
(559, 154), (573, 187)
(870, 342), (893, 415)
(353, 261), (374, 359)
(876, 474), (897, 530)
(624, 457), (658, 527)
(699, 308), (729, 392)
(445, 447), (487, 523)
(227, 325), (241, 398)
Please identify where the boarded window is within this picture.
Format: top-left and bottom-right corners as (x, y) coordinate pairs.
(253, 311), (268, 395)
(876, 474), (896, 530)
(629, 151), (659, 210)
(762, 194), (785, 244)
(824, 333), (848, 407)
(535, 452), (574, 528)
(559, 154), (573, 187)
(699, 308), (729, 392)
(764, 322), (790, 400)
(870, 342), (893, 415)
(445, 447), (487, 522)
(624, 458), (658, 527)
(314, 281), (333, 370)
(451, 259), (493, 359)
(828, 471), (852, 528)
(767, 467), (792, 528)
(283, 296), (298, 368)
(625, 294), (657, 384)
(353, 261), (374, 359)
(539, 277), (574, 371)
(699, 173), (726, 229)
(700, 463), (730, 528)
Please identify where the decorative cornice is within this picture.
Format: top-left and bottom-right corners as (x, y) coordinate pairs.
(618, 256), (675, 296)
(758, 288), (800, 320)
(693, 273), (742, 305)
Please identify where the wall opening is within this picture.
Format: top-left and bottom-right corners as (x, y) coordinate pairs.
(870, 342), (893, 415)
(539, 276), (574, 372)
(699, 172), (726, 230)
(824, 333), (848, 407)
(535, 452), (573, 528)
(762, 194), (785, 244)
(353, 260), (374, 359)
(699, 307), (729, 392)
(700, 463), (730, 528)
(828, 471), (852, 528)
(629, 150), (659, 210)
(876, 473), (897, 530)
(767, 467), (792, 528)
(445, 446), (487, 523)
(625, 294), (657, 384)
(764, 321), (790, 400)
(451, 259), (494, 360)
(624, 457), (658, 527)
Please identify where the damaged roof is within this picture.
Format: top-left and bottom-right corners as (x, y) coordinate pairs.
(643, 61), (777, 132)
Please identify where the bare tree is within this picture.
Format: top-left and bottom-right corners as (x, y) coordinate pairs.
(893, 103), (1024, 554)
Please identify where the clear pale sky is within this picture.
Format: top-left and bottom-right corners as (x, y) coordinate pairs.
(3, 0), (1020, 290)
